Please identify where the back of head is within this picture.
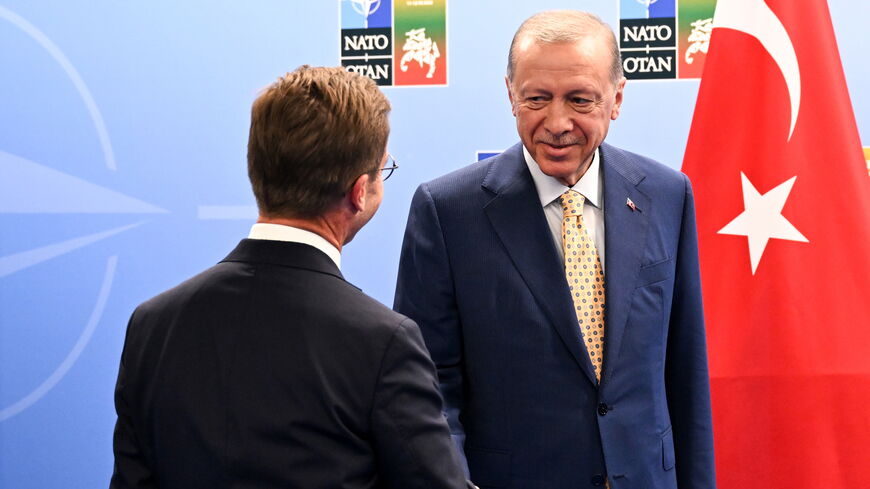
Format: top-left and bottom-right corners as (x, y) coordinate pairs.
(507, 10), (623, 85)
(247, 65), (391, 219)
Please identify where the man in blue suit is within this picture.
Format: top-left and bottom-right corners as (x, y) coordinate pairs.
(394, 10), (715, 489)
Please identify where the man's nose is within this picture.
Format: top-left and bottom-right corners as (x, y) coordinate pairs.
(543, 102), (574, 135)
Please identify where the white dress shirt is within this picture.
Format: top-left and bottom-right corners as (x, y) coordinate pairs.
(523, 145), (606, 272)
(248, 223), (342, 270)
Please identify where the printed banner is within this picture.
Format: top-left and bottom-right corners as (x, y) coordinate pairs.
(618, 0), (716, 80)
(340, 0), (447, 86)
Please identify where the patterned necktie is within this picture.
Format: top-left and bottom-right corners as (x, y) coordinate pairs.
(560, 190), (606, 381)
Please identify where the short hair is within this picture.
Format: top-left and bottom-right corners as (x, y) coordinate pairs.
(506, 10), (623, 86)
(247, 65), (391, 219)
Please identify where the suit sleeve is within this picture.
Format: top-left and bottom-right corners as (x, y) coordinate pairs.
(371, 318), (473, 489)
(110, 312), (158, 489)
(665, 174), (717, 488)
(393, 183), (468, 472)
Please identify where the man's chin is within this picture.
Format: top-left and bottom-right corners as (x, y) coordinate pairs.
(534, 156), (587, 186)
(536, 154), (579, 171)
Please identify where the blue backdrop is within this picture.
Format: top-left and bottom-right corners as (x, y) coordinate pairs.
(1, 1), (867, 487)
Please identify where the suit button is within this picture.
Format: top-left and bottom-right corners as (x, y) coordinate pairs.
(597, 403), (609, 416)
(591, 474), (605, 486)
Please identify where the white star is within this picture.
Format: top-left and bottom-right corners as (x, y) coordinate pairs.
(718, 172), (808, 275)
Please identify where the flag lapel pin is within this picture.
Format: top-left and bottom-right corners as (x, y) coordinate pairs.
(626, 197), (639, 212)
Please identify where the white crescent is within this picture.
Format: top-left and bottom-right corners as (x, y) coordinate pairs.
(713, 0), (801, 140)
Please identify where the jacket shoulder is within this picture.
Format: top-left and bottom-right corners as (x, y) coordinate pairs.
(422, 158), (493, 198)
(602, 142), (690, 194)
(131, 263), (226, 320)
(327, 278), (413, 329)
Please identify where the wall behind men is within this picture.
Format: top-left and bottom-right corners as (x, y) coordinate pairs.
(0, 1), (866, 487)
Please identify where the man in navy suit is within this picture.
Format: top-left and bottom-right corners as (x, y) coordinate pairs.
(395, 10), (715, 489)
(111, 66), (473, 489)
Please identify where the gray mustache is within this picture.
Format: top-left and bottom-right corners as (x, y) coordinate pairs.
(536, 135), (582, 146)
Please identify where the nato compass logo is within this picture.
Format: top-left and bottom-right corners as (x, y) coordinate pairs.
(340, 0), (448, 87)
(341, 0), (393, 85)
(618, 0), (717, 80)
(0, 7), (165, 421)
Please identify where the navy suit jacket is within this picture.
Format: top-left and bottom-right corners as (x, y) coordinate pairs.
(111, 239), (471, 489)
(394, 143), (715, 489)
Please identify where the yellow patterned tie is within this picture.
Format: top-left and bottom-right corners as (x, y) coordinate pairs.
(560, 190), (606, 382)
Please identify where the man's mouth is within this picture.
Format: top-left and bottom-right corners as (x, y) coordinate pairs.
(539, 142), (577, 158)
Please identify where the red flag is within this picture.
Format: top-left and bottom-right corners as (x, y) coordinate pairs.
(682, 0), (870, 487)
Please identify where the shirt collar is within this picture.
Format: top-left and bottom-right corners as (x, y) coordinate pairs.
(523, 145), (603, 209)
(248, 223), (342, 269)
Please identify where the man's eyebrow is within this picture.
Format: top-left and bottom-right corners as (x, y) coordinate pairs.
(518, 85), (552, 94)
(565, 86), (599, 95)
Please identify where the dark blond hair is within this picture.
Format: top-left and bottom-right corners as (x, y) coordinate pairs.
(247, 65), (391, 219)
(507, 10), (623, 85)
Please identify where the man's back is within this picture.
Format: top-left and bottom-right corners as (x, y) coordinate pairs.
(111, 239), (467, 489)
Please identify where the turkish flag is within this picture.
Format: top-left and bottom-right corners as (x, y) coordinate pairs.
(682, 0), (870, 487)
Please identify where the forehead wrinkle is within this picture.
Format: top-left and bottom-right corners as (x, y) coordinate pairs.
(515, 70), (603, 96)
(515, 40), (606, 71)
(512, 46), (612, 99)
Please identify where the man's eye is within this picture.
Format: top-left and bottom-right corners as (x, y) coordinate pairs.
(518, 98), (545, 110)
(524, 97), (549, 109)
(571, 97), (592, 104)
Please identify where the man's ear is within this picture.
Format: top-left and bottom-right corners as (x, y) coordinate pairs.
(611, 77), (626, 120)
(347, 172), (371, 213)
(505, 76), (518, 116)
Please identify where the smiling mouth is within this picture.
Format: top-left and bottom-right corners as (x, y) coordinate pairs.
(538, 143), (578, 160)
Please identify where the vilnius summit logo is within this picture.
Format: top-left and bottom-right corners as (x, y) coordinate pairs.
(618, 0), (716, 80)
(340, 0), (448, 87)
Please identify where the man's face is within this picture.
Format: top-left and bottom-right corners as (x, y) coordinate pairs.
(507, 36), (625, 186)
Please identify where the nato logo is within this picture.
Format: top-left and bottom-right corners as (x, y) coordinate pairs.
(618, 0), (717, 80)
(340, 0), (448, 87)
(341, 0), (394, 85)
(619, 0), (677, 79)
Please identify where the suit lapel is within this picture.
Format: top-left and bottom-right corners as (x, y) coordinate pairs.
(482, 144), (598, 385)
(599, 143), (651, 384)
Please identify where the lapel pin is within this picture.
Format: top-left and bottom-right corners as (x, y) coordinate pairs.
(626, 197), (639, 212)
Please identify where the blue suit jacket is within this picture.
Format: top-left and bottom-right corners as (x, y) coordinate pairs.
(394, 142), (715, 489)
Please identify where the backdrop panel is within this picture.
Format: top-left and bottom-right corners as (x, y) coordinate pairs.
(0, 1), (866, 487)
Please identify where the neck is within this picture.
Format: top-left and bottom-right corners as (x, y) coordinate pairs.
(256, 215), (345, 251)
(563, 151), (595, 187)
